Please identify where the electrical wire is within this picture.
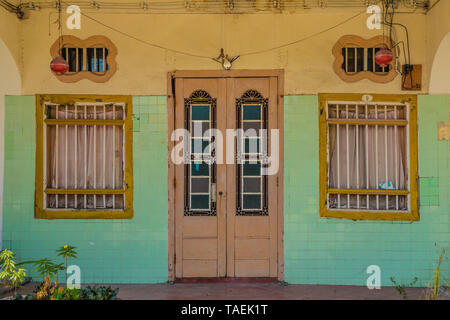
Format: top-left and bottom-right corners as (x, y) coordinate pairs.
(240, 9), (366, 56)
(63, 2), (366, 61)
(58, 1), (368, 60)
(62, 1), (214, 60)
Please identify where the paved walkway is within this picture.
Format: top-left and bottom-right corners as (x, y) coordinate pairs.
(2, 282), (427, 300)
(112, 283), (426, 300)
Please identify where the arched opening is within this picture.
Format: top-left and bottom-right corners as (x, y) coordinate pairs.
(429, 32), (450, 94)
(0, 39), (21, 249)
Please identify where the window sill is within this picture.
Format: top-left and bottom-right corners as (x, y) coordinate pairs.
(34, 208), (133, 220)
(320, 209), (419, 221)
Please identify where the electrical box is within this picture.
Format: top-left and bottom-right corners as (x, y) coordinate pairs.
(402, 64), (422, 91)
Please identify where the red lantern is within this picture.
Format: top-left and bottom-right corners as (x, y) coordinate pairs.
(375, 48), (394, 67)
(50, 56), (69, 75)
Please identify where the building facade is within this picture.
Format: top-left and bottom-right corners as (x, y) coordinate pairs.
(0, 0), (449, 286)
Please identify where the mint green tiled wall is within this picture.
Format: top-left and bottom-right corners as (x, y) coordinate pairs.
(284, 95), (449, 287)
(2, 96), (168, 284)
(2, 94), (448, 287)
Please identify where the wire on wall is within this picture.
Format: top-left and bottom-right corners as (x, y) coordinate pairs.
(61, 1), (368, 60)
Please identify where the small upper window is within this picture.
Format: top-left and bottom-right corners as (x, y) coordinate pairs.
(332, 35), (397, 83)
(50, 35), (117, 83)
(61, 47), (109, 73)
(341, 47), (390, 74)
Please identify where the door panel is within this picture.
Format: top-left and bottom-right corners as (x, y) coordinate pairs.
(226, 77), (278, 278)
(173, 74), (280, 279)
(174, 78), (227, 278)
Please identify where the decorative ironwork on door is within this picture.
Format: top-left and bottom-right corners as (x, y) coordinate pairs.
(236, 90), (268, 216)
(184, 90), (217, 216)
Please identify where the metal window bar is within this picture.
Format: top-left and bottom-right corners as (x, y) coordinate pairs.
(44, 102), (126, 211)
(343, 47), (388, 74)
(84, 105), (87, 208)
(122, 105), (126, 209)
(356, 104), (359, 208)
(346, 104), (350, 208)
(65, 105), (68, 208)
(113, 104), (116, 209)
(336, 104), (340, 208)
(384, 105), (389, 209)
(394, 105), (399, 210)
(326, 100), (409, 212)
(102, 48), (106, 72)
(103, 105), (106, 208)
(74, 106), (78, 208)
(375, 105), (379, 210)
(345, 48), (348, 73)
(365, 103), (369, 209)
(94, 105), (97, 208)
(56, 105), (59, 207)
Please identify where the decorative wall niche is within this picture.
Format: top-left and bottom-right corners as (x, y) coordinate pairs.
(332, 35), (398, 83)
(50, 35), (117, 83)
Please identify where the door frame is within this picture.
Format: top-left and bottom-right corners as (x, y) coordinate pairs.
(167, 69), (285, 281)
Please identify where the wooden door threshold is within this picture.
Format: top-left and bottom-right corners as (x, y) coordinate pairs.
(174, 277), (278, 283)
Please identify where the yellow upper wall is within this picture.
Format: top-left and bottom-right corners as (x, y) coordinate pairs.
(0, 8), (21, 79)
(1, 7), (434, 95)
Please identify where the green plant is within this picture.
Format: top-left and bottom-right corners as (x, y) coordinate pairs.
(390, 276), (418, 300)
(424, 248), (447, 300)
(51, 287), (81, 300)
(0, 249), (28, 297)
(79, 286), (119, 300)
(56, 244), (78, 283)
(13, 293), (35, 300)
(29, 258), (65, 281)
(34, 276), (58, 300)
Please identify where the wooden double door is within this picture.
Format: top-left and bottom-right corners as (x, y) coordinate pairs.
(168, 70), (284, 280)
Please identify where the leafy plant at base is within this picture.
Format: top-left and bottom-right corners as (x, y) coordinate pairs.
(390, 276), (418, 300)
(79, 286), (119, 300)
(56, 244), (78, 283)
(0, 249), (28, 297)
(424, 248), (447, 300)
(19, 257), (64, 300)
(30, 258), (65, 281)
(34, 276), (58, 300)
(51, 287), (80, 300)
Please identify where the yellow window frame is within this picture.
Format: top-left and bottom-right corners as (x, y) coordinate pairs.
(318, 93), (419, 221)
(35, 94), (133, 219)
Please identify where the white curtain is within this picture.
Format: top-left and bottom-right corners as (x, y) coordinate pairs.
(46, 108), (124, 209)
(328, 109), (407, 210)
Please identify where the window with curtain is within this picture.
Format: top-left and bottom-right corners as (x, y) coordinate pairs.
(319, 94), (419, 221)
(35, 95), (133, 219)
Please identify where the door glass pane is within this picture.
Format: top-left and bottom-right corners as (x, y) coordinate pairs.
(244, 138), (260, 154)
(243, 121), (261, 135)
(191, 139), (210, 154)
(191, 161), (209, 176)
(191, 177), (209, 193)
(243, 162), (261, 176)
(243, 105), (261, 120)
(243, 177), (261, 193)
(191, 194), (210, 210)
(243, 194), (261, 210)
(192, 105), (210, 120)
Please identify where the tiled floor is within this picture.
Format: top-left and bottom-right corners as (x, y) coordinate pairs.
(2, 282), (427, 300)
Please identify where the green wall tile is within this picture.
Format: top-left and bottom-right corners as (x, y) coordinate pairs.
(2, 94), (449, 287)
(283, 94), (449, 287)
(2, 96), (168, 284)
